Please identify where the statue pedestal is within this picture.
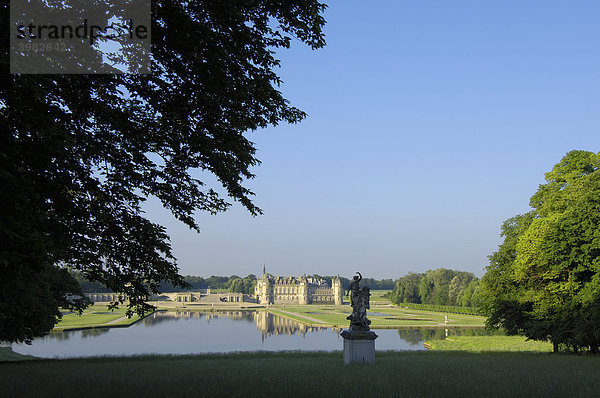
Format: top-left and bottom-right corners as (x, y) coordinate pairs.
(341, 329), (378, 364)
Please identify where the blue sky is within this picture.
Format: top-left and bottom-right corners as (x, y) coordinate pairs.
(146, 0), (599, 279)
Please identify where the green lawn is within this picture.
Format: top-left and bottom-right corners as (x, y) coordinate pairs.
(0, 347), (37, 362)
(267, 305), (486, 328)
(370, 289), (392, 302)
(426, 336), (554, 352)
(1, 351), (599, 397)
(53, 305), (141, 331)
(266, 308), (328, 325)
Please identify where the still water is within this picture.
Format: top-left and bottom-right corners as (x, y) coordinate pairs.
(12, 310), (484, 358)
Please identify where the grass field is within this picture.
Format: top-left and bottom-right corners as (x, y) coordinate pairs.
(53, 305), (142, 331)
(0, 347), (37, 362)
(2, 351), (599, 397)
(425, 336), (554, 352)
(369, 290), (392, 302)
(267, 305), (486, 328)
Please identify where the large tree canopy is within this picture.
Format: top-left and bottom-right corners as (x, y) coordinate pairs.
(1, 0), (326, 343)
(479, 150), (600, 353)
(390, 268), (480, 307)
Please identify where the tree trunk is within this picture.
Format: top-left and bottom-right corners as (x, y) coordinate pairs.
(553, 341), (559, 353)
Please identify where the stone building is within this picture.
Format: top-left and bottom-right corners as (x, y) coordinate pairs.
(85, 293), (127, 303)
(255, 267), (343, 305)
(86, 290), (256, 304)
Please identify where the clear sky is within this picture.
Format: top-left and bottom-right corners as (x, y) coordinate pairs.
(145, 0), (599, 280)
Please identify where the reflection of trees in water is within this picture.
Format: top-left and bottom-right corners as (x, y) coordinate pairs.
(141, 312), (182, 326)
(397, 328), (506, 344)
(143, 310), (256, 326)
(46, 328), (111, 341)
(47, 331), (75, 341)
(396, 329), (429, 346)
(81, 329), (110, 339)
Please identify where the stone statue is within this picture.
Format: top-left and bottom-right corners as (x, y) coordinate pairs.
(345, 272), (372, 332)
(346, 271), (362, 308)
(341, 272), (378, 364)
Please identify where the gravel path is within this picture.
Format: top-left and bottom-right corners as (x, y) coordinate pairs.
(105, 316), (128, 325)
(274, 309), (329, 324)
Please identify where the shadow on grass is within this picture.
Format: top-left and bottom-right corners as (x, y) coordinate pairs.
(2, 350), (599, 397)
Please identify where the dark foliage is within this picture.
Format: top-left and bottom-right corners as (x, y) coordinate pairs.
(1, 0), (326, 342)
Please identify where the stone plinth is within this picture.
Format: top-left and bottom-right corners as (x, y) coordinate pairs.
(341, 329), (378, 364)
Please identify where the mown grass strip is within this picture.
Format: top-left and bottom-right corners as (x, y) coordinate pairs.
(1, 351), (599, 397)
(425, 336), (554, 352)
(267, 306), (486, 328)
(398, 302), (483, 315)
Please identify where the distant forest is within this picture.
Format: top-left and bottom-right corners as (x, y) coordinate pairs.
(70, 270), (396, 295)
(71, 271), (258, 295)
(389, 268), (480, 307)
(313, 275), (396, 291)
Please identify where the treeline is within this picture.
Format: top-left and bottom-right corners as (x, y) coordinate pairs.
(310, 275), (395, 291)
(155, 274), (395, 294)
(389, 268), (481, 307)
(72, 270), (397, 296)
(71, 270), (257, 295)
(70, 270), (112, 293)
(158, 274), (257, 294)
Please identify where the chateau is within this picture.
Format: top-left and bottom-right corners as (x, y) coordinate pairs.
(255, 267), (343, 305)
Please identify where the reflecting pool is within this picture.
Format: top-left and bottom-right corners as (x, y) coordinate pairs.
(11, 310), (491, 358)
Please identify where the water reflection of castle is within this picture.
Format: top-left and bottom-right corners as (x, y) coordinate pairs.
(148, 310), (330, 340)
(253, 311), (328, 340)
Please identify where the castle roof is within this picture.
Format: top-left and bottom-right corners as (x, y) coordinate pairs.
(259, 273), (331, 287)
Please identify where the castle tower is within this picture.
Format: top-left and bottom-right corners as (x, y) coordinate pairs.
(256, 270), (273, 305)
(333, 276), (343, 305)
(298, 275), (309, 305)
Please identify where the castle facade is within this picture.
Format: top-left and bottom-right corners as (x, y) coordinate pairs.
(255, 268), (343, 305)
